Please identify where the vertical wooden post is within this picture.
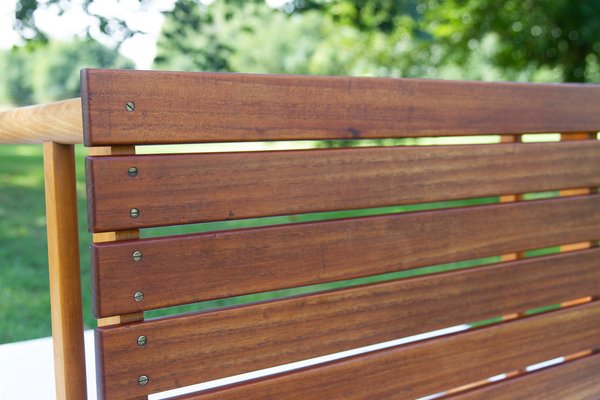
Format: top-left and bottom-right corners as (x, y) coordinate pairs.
(43, 142), (87, 400)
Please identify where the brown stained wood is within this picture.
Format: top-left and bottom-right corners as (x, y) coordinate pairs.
(498, 134), (525, 263)
(85, 141), (600, 232)
(95, 250), (600, 398)
(557, 132), (596, 302)
(91, 195), (600, 316)
(80, 69), (600, 145)
(87, 146), (146, 400)
(449, 353), (600, 400)
(0, 98), (83, 144)
(168, 302), (600, 400)
(43, 142), (87, 400)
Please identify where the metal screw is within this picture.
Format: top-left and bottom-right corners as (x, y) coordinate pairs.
(125, 101), (135, 112)
(130, 208), (140, 218)
(128, 167), (138, 177)
(132, 250), (142, 262)
(137, 335), (147, 346)
(134, 291), (144, 302)
(138, 375), (149, 386)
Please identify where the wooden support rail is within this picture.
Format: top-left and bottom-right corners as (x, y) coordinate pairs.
(0, 98), (83, 144)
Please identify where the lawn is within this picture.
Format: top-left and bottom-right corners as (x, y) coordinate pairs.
(1, 136), (567, 343)
(0, 144), (92, 342)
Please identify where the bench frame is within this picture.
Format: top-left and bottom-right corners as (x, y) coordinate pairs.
(0, 69), (599, 399)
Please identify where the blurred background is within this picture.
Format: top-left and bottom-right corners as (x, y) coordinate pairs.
(2, 0), (600, 108)
(1, 0), (600, 345)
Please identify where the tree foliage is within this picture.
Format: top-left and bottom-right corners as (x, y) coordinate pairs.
(12, 0), (600, 83)
(0, 38), (133, 106)
(425, 0), (600, 82)
(151, 0), (600, 82)
(14, 0), (149, 46)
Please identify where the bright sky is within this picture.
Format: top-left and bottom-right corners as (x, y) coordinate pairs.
(0, 0), (177, 68)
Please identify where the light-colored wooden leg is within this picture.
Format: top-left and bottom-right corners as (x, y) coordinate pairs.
(44, 142), (87, 400)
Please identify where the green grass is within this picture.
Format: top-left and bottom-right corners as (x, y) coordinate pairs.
(0, 145), (92, 342)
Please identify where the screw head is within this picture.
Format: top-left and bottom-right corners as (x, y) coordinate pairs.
(132, 250), (142, 262)
(125, 101), (135, 112)
(137, 335), (147, 346)
(134, 291), (144, 302)
(138, 375), (149, 386)
(130, 208), (140, 218)
(128, 166), (138, 177)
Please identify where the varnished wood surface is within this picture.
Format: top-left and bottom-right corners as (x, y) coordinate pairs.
(449, 353), (600, 400)
(81, 69), (600, 145)
(43, 143), (87, 400)
(91, 196), (600, 316)
(85, 141), (600, 232)
(0, 98), (82, 144)
(95, 251), (600, 398)
(85, 145), (146, 400)
(168, 303), (600, 400)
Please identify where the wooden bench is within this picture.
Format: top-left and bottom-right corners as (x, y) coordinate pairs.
(2, 68), (600, 399)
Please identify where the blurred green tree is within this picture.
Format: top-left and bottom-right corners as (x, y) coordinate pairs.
(424, 0), (600, 82)
(14, 0), (148, 46)
(0, 47), (35, 105)
(154, 0), (423, 77)
(12, 0), (600, 82)
(0, 38), (133, 106)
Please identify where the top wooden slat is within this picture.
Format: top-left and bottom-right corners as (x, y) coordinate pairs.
(81, 69), (600, 146)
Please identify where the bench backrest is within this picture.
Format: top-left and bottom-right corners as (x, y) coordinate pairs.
(82, 69), (600, 399)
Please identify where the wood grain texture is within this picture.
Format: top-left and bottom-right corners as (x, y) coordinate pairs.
(0, 98), (82, 144)
(449, 353), (600, 400)
(94, 250), (600, 398)
(169, 302), (600, 400)
(80, 69), (600, 145)
(43, 143), (87, 400)
(85, 141), (600, 232)
(91, 195), (600, 316)
(85, 145), (146, 400)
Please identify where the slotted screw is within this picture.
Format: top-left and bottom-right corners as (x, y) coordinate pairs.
(132, 250), (142, 262)
(128, 166), (138, 177)
(134, 291), (144, 302)
(138, 375), (149, 386)
(125, 101), (135, 112)
(137, 335), (147, 346)
(130, 208), (140, 218)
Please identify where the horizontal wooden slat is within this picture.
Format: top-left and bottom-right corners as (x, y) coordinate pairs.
(95, 250), (600, 398)
(86, 141), (600, 232)
(129, 302), (600, 400)
(81, 69), (600, 145)
(91, 196), (600, 316)
(449, 353), (600, 400)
